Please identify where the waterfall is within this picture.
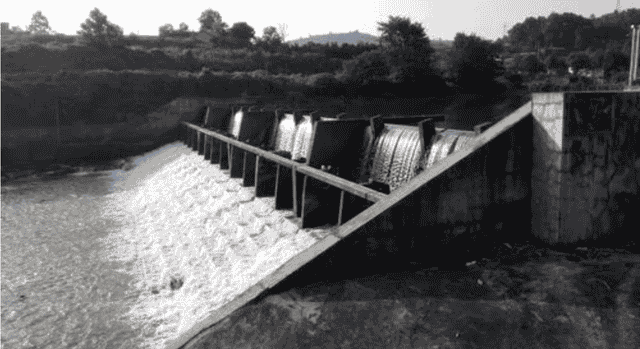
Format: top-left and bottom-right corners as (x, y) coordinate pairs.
(453, 133), (475, 153)
(425, 132), (459, 169)
(291, 115), (313, 161)
(369, 125), (424, 191)
(370, 127), (406, 184)
(274, 114), (297, 153)
(228, 110), (244, 139)
(388, 129), (421, 191)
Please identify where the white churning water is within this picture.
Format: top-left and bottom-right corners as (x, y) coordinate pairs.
(100, 143), (327, 349)
(291, 115), (313, 161)
(369, 126), (477, 191)
(274, 114), (296, 153)
(228, 110), (243, 139)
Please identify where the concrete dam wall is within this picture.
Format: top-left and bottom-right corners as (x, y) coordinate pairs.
(169, 91), (639, 348)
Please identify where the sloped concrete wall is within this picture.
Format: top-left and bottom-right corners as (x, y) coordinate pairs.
(531, 92), (640, 244)
(322, 104), (534, 266)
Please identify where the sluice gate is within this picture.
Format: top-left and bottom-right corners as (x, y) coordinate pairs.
(171, 91), (640, 349)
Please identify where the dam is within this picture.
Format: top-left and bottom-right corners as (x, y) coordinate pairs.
(169, 91), (639, 349)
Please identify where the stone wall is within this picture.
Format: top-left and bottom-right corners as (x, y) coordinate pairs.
(531, 92), (640, 244)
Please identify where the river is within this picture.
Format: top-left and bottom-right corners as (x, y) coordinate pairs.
(1, 142), (327, 349)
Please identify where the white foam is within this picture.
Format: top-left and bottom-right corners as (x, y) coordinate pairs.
(100, 146), (323, 349)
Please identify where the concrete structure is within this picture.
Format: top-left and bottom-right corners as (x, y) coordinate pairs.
(171, 91), (639, 349)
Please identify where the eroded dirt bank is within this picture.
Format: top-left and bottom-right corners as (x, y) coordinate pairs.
(183, 239), (639, 349)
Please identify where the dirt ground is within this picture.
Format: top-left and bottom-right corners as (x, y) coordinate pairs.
(183, 237), (640, 349)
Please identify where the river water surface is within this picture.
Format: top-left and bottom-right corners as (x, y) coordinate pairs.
(2, 142), (327, 349)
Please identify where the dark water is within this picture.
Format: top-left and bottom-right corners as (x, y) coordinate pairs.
(1, 171), (145, 349)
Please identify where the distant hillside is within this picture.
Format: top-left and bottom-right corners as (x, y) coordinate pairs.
(288, 31), (379, 46)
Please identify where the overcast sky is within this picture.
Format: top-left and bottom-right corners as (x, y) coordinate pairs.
(3, 0), (639, 41)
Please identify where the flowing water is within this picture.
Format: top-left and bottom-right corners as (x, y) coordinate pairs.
(291, 115), (313, 161)
(228, 110), (243, 139)
(368, 126), (477, 191)
(274, 114), (296, 153)
(2, 142), (328, 349)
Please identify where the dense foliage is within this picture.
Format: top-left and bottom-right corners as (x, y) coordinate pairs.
(2, 7), (638, 129)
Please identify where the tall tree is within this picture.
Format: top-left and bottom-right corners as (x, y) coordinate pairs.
(377, 16), (432, 53)
(258, 26), (282, 51)
(198, 9), (227, 34)
(27, 11), (52, 34)
(449, 33), (504, 92)
(159, 23), (175, 37)
(77, 8), (124, 47)
(507, 16), (545, 52)
(542, 12), (592, 49)
(377, 16), (438, 87)
(228, 22), (255, 47)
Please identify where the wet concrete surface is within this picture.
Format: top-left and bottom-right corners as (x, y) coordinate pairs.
(183, 238), (640, 349)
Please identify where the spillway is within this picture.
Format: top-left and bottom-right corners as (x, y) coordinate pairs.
(168, 91), (640, 349)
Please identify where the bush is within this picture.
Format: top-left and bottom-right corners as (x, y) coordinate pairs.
(519, 54), (546, 75)
(544, 54), (568, 75)
(567, 52), (592, 72)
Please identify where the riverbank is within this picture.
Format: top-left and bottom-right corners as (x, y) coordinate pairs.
(181, 236), (640, 349)
(1, 155), (137, 184)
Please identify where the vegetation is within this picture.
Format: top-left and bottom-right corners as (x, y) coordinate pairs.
(2, 8), (638, 128)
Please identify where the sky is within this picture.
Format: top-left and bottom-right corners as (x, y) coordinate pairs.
(3, 0), (640, 41)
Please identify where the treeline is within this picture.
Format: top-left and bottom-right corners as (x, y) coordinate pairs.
(503, 9), (640, 53)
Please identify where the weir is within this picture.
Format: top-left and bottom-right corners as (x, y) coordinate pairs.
(171, 91), (639, 349)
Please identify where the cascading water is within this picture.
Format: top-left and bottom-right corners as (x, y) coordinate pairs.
(425, 132), (460, 169)
(388, 128), (422, 191)
(291, 115), (313, 161)
(228, 110), (244, 139)
(369, 125), (424, 191)
(100, 144), (328, 349)
(453, 133), (475, 153)
(274, 114), (297, 153)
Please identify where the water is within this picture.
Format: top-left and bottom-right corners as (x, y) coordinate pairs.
(369, 125), (422, 190)
(228, 110), (243, 139)
(291, 115), (313, 161)
(2, 172), (140, 349)
(2, 142), (327, 349)
(274, 114), (296, 153)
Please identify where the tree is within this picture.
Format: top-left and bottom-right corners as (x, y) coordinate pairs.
(542, 12), (592, 50)
(198, 9), (227, 34)
(338, 50), (391, 97)
(257, 26), (282, 51)
(377, 16), (432, 53)
(602, 51), (629, 79)
(507, 16), (545, 52)
(159, 23), (175, 38)
(448, 33), (504, 92)
(178, 22), (189, 32)
(77, 8), (124, 47)
(567, 52), (592, 73)
(377, 16), (438, 87)
(27, 11), (52, 34)
(519, 55), (546, 75)
(544, 54), (568, 75)
(228, 22), (255, 47)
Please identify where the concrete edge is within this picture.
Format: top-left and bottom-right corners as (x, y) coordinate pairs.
(166, 283), (266, 349)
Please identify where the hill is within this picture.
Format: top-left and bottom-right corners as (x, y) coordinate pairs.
(288, 31), (379, 46)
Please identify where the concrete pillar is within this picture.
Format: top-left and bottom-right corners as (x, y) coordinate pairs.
(531, 92), (640, 244)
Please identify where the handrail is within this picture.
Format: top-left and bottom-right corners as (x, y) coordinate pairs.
(183, 122), (387, 202)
